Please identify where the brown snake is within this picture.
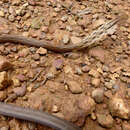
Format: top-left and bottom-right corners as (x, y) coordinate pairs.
(0, 14), (128, 130)
(0, 14), (127, 53)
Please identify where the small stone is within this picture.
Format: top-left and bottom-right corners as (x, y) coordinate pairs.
(13, 84), (26, 97)
(61, 15), (68, 22)
(102, 65), (109, 72)
(33, 54), (40, 60)
(12, 77), (20, 87)
(109, 97), (130, 119)
(12, 0), (20, 5)
(54, 7), (61, 12)
(53, 58), (64, 70)
(67, 81), (83, 94)
(122, 122), (130, 130)
(0, 91), (7, 101)
(29, 47), (36, 53)
(18, 48), (30, 57)
(89, 47), (107, 63)
(126, 88), (130, 98)
(91, 112), (96, 120)
(0, 71), (11, 90)
(0, 56), (13, 71)
(0, 10), (5, 17)
(82, 65), (90, 72)
(62, 35), (70, 44)
(17, 74), (26, 82)
(28, 0), (36, 5)
(78, 96), (96, 115)
(41, 26), (48, 33)
(31, 17), (44, 29)
(105, 80), (115, 89)
(46, 72), (54, 79)
(71, 36), (82, 44)
(96, 113), (114, 128)
(66, 25), (72, 32)
(89, 69), (100, 78)
(0, 127), (9, 130)
(92, 88), (104, 103)
(75, 67), (83, 75)
(36, 47), (47, 55)
(93, 19), (105, 29)
(128, 34), (130, 39)
(52, 105), (59, 113)
(91, 78), (100, 87)
(11, 46), (17, 52)
(8, 15), (15, 22)
(111, 35), (117, 40)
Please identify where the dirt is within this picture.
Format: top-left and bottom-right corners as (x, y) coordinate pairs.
(0, 0), (130, 130)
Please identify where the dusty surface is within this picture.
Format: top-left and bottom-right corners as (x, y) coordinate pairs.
(0, 0), (130, 130)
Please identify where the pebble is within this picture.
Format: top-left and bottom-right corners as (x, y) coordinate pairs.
(105, 80), (115, 89)
(61, 15), (68, 22)
(53, 58), (64, 70)
(111, 35), (117, 40)
(0, 56), (13, 71)
(96, 113), (114, 128)
(62, 35), (70, 44)
(33, 54), (40, 60)
(18, 48), (30, 57)
(88, 47), (107, 63)
(81, 65), (90, 72)
(0, 71), (11, 90)
(17, 74), (26, 82)
(0, 10), (5, 17)
(122, 122), (130, 130)
(29, 47), (37, 53)
(41, 26), (48, 33)
(0, 127), (9, 130)
(36, 47), (47, 55)
(0, 91), (7, 101)
(8, 15), (15, 22)
(66, 25), (72, 32)
(89, 69), (100, 78)
(91, 78), (100, 87)
(12, 77), (20, 87)
(78, 95), (96, 115)
(12, 0), (21, 5)
(71, 36), (82, 44)
(109, 97), (130, 119)
(13, 84), (26, 97)
(92, 88), (104, 103)
(75, 67), (83, 75)
(52, 105), (59, 113)
(67, 80), (83, 94)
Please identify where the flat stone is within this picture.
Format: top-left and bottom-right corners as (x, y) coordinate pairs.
(36, 47), (47, 55)
(97, 113), (114, 128)
(109, 96), (130, 119)
(67, 80), (83, 94)
(0, 56), (13, 71)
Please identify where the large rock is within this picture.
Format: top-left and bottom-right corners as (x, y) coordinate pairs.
(0, 71), (11, 90)
(108, 97), (130, 119)
(67, 80), (83, 94)
(78, 95), (96, 115)
(96, 113), (114, 128)
(92, 88), (104, 103)
(0, 56), (13, 71)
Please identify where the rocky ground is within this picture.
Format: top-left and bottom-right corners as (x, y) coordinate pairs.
(0, 0), (130, 130)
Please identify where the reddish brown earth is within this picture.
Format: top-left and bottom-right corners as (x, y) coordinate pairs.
(0, 0), (130, 130)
